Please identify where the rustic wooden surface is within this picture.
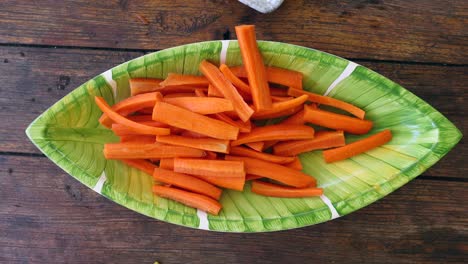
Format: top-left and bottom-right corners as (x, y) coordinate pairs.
(0, 1), (466, 263)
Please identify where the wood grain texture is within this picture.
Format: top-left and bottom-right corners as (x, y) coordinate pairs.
(0, 155), (466, 264)
(0, 0), (467, 64)
(1, 46), (465, 178)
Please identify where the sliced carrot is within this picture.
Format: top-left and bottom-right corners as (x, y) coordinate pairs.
(160, 86), (207, 95)
(323, 129), (392, 163)
(192, 175), (245, 191)
(130, 78), (163, 96)
(119, 135), (156, 144)
(262, 140), (277, 150)
(211, 113), (252, 133)
(230, 66), (303, 90)
(99, 92), (160, 128)
(230, 146), (295, 164)
(163, 92), (196, 98)
(103, 142), (206, 159)
(251, 181), (323, 197)
(95, 96), (170, 135)
(153, 168), (222, 200)
(156, 135), (230, 153)
(163, 97), (234, 115)
(152, 101), (239, 140)
(271, 96), (294, 102)
(274, 130), (346, 156)
(231, 124), (315, 146)
(207, 84), (223, 97)
(160, 73), (209, 87)
(180, 130), (208, 138)
(288, 88), (365, 119)
(303, 105), (372, 135)
(285, 157), (303, 171)
(126, 115), (153, 122)
(120, 159), (158, 176)
(159, 158), (174, 170)
(199, 60), (254, 122)
(252, 95), (308, 119)
(173, 158), (245, 178)
(269, 87), (289, 97)
(246, 175), (263, 181)
(219, 64), (252, 95)
(205, 151), (218, 160)
(281, 109), (305, 125)
(225, 156), (315, 188)
(245, 141), (265, 152)
(152, 185), (222, 215)
(111, 121), (169, 136)
(235, 25), (272, 111)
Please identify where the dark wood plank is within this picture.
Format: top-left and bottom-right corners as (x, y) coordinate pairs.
(0, 46), (466, 178)
(1, 155), (466, 264)
(0, 0), (467, 64)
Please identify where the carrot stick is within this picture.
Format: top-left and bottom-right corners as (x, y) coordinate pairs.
(303, 105), (372, 135)
(173, 158), (245, 178)
(120, 159), (158, 176)
(130, 78), (163, 96)
(160, 86), (208, 95)
(288, 88), (365, 119)
(152, 101), (239, 140)
(205, 151), (218, 160)
(207, 84), (223, 97)
(111, 121), (169, 136)
(160, 73), (209, 87)
(269, 87), (289, 97)
(251, 95), (308, 119)
(231, 124), (315, 146)
(285, 157), (303, 171)
(235, 25), (272, 111)
(119, 135), (156, 144)
(163, 97), (234, 115)
(156, 135), (230, 153)
(159, 158), (174, 170)
(230, 146), (295, 164)
(245, 142), (265, 152)
(192, 175), (245, 191)
(152, 185), (222, 215)
(103, 142), (206, 159)
(99, 92), (160, 127)
(251, 181), (322, 197)
(163, 92), (196, 98)
(153, 168), (222, 200)
(180, 130), (208, 138)
(246, 175), (263, 181)
(273, 130), (346, 156)
(323, 129), (393, 163)
(225, 156), (315, 188)
(271, 96), (294, 102)
(230, 66), (303, 90)
(199, 60), (254, 122)
(126, 115), (153, 122)
(219, 64), (252, 95)
(95, 96), (170, 135)
(282, 109), (305, 125)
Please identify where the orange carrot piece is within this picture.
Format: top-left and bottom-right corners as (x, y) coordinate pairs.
(219, 64), (252, 95)
(288, 88), (365, 119)
(95, 96), (170, 135)
(156, 135), (230, 153)
(323, 129), (393, 163)
(163, 92), (196, 98)
(225, 156), (315, 188)
(99, 92), (160, 127)
(163, 97), (234, 115)
(207, 84), (223, 97)
(252, 95), (308, 119)
(285, 157), (303, 171)
(159, 158), (174, 170)
(180, 130), (208, 138)
(103, 142), (206, 159)
(160, 86), (208, 95)
(282, 109), (305, 125)
(152, 185), (222, 215)
(235, 25), (272, 111)
(199, 60), (254, 122)
(303, 105), (372, 135)
(246, 175), (263, 181)
(252, 181), (323, 197)
(152, 101), (239, 140)
(230, 146), (295, 164)
(230, 66), (303, 89)
(119, 135), (156, 144)
(153, 168), (222, 200)
(269, 87), (289, 97)
(274, 130), (346, 156)
(205, 151), (218, 160)
(130, 78), (163, 96)
(271, 96), (294, 102)
(126, 115), (153, 122)
(262, 140), (277, 150)
(111, 121), (169, 136)
(231, 124), (315, 146)
(173, 158), (245, 178)
(120, 159), (158, 176)
(193, 175), (245, 191)
(245, 141), (265, 152)
(160, 73), (209, 87)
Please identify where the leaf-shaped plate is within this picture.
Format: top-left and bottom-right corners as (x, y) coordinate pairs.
(26, 41), (462, 232)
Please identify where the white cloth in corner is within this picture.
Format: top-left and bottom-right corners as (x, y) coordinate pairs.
(238, 0), (284, 13)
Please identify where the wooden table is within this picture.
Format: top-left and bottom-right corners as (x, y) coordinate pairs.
(1, 1), (467, 263)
